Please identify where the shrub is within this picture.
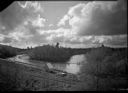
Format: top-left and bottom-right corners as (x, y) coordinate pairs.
(0, 45), (18, 59)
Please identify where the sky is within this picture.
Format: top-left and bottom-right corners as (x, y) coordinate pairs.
(0, 0), (127, 48)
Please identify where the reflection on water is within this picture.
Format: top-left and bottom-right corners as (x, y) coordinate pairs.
(65, 64), (80, 74)
(50, 54), (86, 74)
(65, 54), (86, 74)
(48, 54), (86, 74)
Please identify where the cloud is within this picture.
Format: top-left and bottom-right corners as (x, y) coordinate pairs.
(79, 0), (127, 36)
(49, 24), (54, 27)
(1, 24), (127, 48)
(57, 15), (70, 26)
(0, 34), (4, 41)
(25, 14), (46, 28)
(0, 2), (25, 34)
(38, 28), (72, 43)
(1, 37), (13, 43)
(67, 35), (127, 48)
(58, 0), (127, 36)
(103, 35), (127, 47)
(38, 26), (127, 48)
(0, 1), (44, 35)
(0, 34), (15, 44)
(0, 1), (47, 47)
(0, 1), (127, 48)
(3, 25), (49, 48)
(18, 1), (43, 13)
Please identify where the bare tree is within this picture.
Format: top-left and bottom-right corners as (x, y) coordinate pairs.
(56, 42), (59, 48)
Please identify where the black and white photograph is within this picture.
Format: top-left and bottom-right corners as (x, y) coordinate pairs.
(0, 0), (127, 91)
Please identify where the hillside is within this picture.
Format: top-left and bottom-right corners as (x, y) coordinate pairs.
(28, 45), (92, 63)
(28, 44), (127, 63)
(77, 47), (128, 90)
(0, 44), (25, 59)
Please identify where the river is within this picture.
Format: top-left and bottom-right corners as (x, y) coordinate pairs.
(47, 54), (87, 74)
(8, 54), (87, 74)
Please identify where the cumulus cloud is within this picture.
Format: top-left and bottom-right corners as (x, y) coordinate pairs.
(1, 37), (13, 44)
(0, 1), (44, 35)
(58, 0), (127, 36)
(18, 1), (43, 13)
(0, 34), (4, 41)
(37, 25), (127, 48)
(55, 0), (127, 48)
(79, 0), (127, 36)
(0, 2), (25, 34)
(0, 1), (47, 47)
(0, 1), (127, 48)
(57, 15), (70, 26)
(49, 24), (54, 27)
(38, 28), (72, 43)
(26, 14), (46, 28)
